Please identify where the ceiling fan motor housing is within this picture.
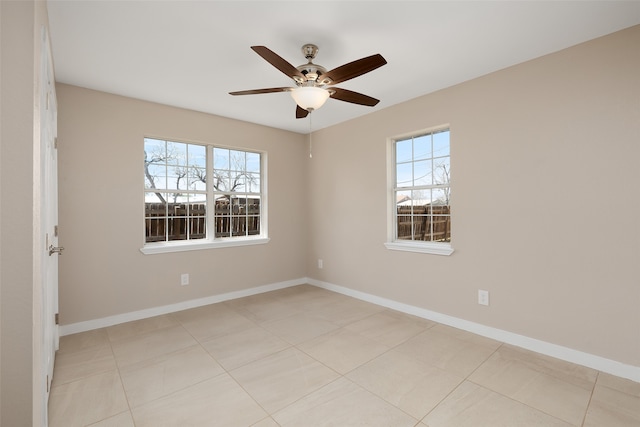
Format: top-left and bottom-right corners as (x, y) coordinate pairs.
(295, 44), (328, 86)
(296, 64), (328, 86)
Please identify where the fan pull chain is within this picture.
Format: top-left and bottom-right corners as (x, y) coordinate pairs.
(309, 112), (313, 158)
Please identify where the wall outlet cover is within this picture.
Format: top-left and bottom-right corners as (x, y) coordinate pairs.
(478, 289), (489, 306)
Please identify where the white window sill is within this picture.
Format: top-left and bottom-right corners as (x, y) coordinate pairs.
(140, 237), (270, 255)
(384, 241), (454, 256)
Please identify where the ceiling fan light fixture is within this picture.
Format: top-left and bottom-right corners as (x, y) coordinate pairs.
(291, 86), (330, 111)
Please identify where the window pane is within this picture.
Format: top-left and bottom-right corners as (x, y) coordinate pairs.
(144, 193), (168, 211)
(145, 191), (165, 204)
(247, 172), (260, 193)
(395, 139), (412, 163)
(396, 163), (412, 188)
(167, 141), (187, 167)
(144, 138), (166, 161)
(215, 197), (231, 237)
(397, 213), (413, 240)
(230, 172), (245, 192)
(432, 216), (451, 242)
(248, 197), (261, 235)
(230, 150), (246, 171)
(145, 164), (166, 189)
(144, 193), (167, 243)
(163, 193), (207, 241)
(410, 189), (428, 207)
(231, 215), (246, 236)
(214, 148), (229, 170)
(246, 152), (260, 173)
(214, 171), (230, 192)
(413, 214), (428, 240)
(396, 189), (412, 206)
(167, 169), (186, 190)
(433, 130), (450, 157)
(189, 144), (206, 168)
(434, 157), (451, 185)
(396, 189), (413, 240)
(188, 193), (207, 240)
(189, 167), (206, 191)
(432, 188), (450, 207)
(231, 196), (247, 237)
(413, 160), (432, 186)
(413, 134), (431, 161)
(167, 207), (186, 240)
(176, 193), (192, 204)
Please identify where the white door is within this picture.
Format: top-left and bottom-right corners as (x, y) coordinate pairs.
(41, 26), (60, 420)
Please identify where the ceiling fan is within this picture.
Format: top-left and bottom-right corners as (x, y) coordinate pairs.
(229, 44), (387, 119)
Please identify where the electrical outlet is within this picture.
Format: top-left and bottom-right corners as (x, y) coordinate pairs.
(181, 273), (189, 286)
(317, 259), (323, 269)
(478, 289), (489, 306)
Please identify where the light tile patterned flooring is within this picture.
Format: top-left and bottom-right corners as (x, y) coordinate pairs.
(49, 285), (640, 427)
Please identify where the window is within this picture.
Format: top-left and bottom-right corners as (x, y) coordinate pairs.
(212, 147), (262, 238)
(142, 138), (267, 254)
(386, 127), (453, 256)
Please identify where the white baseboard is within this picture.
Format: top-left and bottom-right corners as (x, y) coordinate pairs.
(59, 278), (305, 336)
(60, 276), (639, 383)
(307, 278), (640, 383)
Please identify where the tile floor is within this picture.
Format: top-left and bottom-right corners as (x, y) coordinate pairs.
(48, 284), (640, 427)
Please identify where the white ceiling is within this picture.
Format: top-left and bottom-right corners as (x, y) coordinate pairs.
(47, 1), (640, 134)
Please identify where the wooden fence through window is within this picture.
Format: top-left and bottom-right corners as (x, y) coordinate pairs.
(397, 205), (451, 242)
(145, 199), (260, 242)
(145, 201), (447, 243)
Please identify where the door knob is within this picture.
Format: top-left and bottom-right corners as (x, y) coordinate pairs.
(49, 245), (64, 256)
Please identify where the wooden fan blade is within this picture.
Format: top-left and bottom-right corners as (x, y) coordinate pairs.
(322, 54), (387, 85)
(296, 105), (309, 119)
(229, 87), (292, 96)
(251, 46), (306, 80)
(330, 87), (379, 107)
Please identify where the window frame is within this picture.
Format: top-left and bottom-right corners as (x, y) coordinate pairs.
(140, 137), (269, 255)
(385, 126), (454, 256)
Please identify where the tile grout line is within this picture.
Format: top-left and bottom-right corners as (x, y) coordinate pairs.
(463, 342), (596, 427)
(106, 319), (230, 426)
(580, 371), (599, 427)
(107, 324), (140, 427)
(285, 313), (439, 424)
(166, 311), (276, 420)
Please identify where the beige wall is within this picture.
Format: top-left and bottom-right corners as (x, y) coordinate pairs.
(56, 85), (308, 325)
(307, 25), (640, 367)
(1, 0), (51, 425)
